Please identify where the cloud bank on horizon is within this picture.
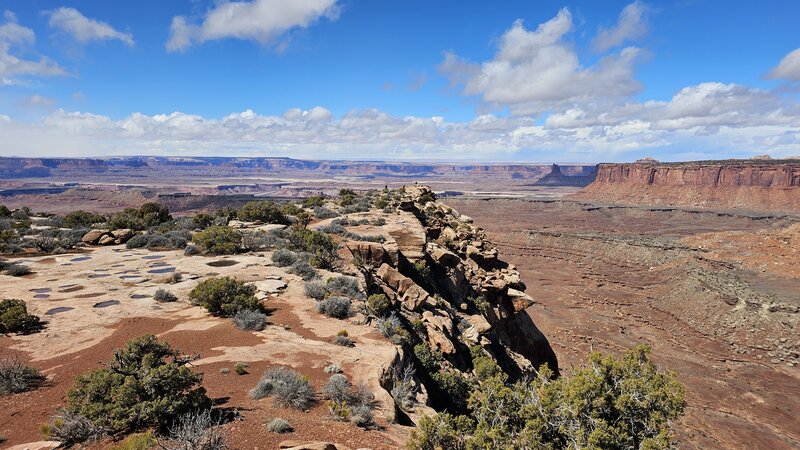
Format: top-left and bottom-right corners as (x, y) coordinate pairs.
(0, 0), (798, 162)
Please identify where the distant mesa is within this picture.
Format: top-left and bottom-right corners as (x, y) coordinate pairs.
(533, 164), (597, 187)
(572, 157), (800, 213)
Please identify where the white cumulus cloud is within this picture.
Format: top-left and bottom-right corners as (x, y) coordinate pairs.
(767, 47), (800, 81)
(0, 11), (66, 84)
(438, 8), (643, 116)
(46, 7), (134, 47)
(166, 0), (339, 52)
(591, 1), (651, 53)
(18, 94), (56, 108)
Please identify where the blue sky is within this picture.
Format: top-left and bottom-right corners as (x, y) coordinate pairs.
(0, 0), (798, 162)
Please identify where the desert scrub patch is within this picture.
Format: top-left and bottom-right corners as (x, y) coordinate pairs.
(249, 366), (315, 411)
(159, 409), (227, 450)
(312, 206), (339, 219)
(324, 363), (342, 374)
(322, 374), (376, 428)
(316, 296), (352, 319)
(303, 275), (363, 301)
(390, 366), (418, 411)
(41, 409), (106, 446)
(153, 288), (178, 303)
(189, 276), (263, 317)
(184, 244), (200, 256)
(334, 335), (355, 347)
(0, 352), (43, 395)
(288, 260), (318, 281)
(303, 280), (326, 300)
(266, 418), (292, 434)
(232, 308), (267, 331)
(271, 248), (297, 267)
(377, 313), (408, 344)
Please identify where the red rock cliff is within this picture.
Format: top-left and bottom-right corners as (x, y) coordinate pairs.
(572, 160), (800, 213)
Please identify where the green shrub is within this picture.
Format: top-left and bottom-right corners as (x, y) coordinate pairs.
(0, 205), (10, 217)
(286, 227), (338, 269)
(367, 294), (391, 317)
(0, 299), (41, 334)
(238, 201), (290, 224)
(62, 335), (211, 436)
(303, 195), (326, 208)
(233, 362), (248, 375)
(411, 345), (686, 450)
(189, 277), (262, 317)
(408, 413), (474, 450)
(191, 226), (241, 255)
(4, 263), (31, 276)
(192, 213), (215, 229)
(108, 203), (171, 231)
(64, 210), (105, 229)
(281, 203), (302, 216)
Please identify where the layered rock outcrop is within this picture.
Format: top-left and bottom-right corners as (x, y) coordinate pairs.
(351, 186), (558, 387)
(573, 160), (800, 212)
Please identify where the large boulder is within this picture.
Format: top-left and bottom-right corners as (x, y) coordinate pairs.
(376, 263), (430, 311)
(81, 229), (107, 245)
(110, 228), (134, 244)
(98, 235), (116, 245)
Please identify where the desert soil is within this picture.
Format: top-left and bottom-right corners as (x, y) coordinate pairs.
(447, 198), (800, 450)
(0, 245), (408, 449)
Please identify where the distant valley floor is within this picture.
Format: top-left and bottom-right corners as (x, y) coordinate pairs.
(446, 198), (800, 450)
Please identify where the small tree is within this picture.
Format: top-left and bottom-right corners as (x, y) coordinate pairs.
(64, 210), (105, 229)
(189, 277), (262, 317)
(191, 226), (242, 255)
(238, 201), (290, 224)
(62, 335), (210, 436)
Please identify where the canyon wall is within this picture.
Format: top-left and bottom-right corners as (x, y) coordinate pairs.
(573, 160), (800, 213)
